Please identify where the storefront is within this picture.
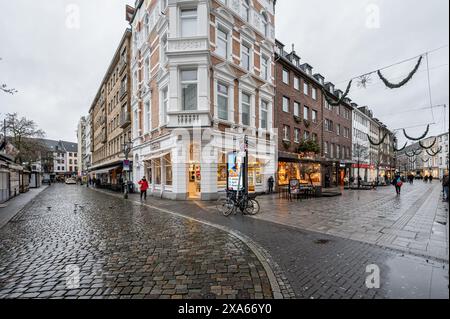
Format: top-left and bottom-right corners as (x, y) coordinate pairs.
(91, 162), (129, 192)
(133, 131), (276, 201)
(278, 152), (322, 187)
(352, 163), (376, 183)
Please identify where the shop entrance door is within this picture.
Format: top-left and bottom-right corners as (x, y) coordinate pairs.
(188, 163), (201, 199)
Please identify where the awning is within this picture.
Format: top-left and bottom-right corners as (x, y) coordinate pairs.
(92, 166), (122, 175)
(143, 151), (171, 162)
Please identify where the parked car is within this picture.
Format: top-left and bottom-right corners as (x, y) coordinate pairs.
(65, 178), (77, 185)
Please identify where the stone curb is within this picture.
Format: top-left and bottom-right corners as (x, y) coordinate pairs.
(92, 188), (293, 299)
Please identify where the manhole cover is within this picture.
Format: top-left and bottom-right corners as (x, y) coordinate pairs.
(314, 239), (331, 245)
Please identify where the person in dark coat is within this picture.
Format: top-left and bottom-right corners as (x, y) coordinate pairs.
(268, 176), (275, 194)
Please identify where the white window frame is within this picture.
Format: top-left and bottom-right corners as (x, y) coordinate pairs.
(282, 69), (289, 85)
(260, 100), (268, 130)
(241, 40), (252, 72)
(216, 25), (230, 60)
(294, 76), (300, 90)
(144, 99), (151, 133)
(282, 96), (290, 113)
(180, 8), (198, 38)
(261, 55), (269, 81)
(217, 82), (229, 121)
(294, 128), (300, 143)
(294, 102), (300, 117)
(303, 82), (309, 95)
(180, 69), (198, 111)
(241, 92), (251, 126)
(160, 86), (169, 126)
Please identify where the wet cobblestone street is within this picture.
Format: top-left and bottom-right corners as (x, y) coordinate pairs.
(0, 185), (276, 299)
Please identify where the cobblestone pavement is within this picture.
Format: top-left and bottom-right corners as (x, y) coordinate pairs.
(106, 187), (448, 299)
(0, 185), (279, 299)
(254, 183), (449, 261)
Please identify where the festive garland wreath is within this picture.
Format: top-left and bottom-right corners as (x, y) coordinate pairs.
(378, 56), (423, 89)
(322, 80), (353, 107)
(426, 147), (442, 157)
(405, 149), (423, 158)
(367, 133), (388, 146)
(394, 142), (407, 152)
(403, 124), (430, 141)
(419, 138), (437, 150)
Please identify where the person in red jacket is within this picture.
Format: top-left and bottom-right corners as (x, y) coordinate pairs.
(138, 177), (149, 201)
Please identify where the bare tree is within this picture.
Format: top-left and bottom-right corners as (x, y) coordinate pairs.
(0, 113), (46, 166)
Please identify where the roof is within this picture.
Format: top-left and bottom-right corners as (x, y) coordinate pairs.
(38, 139), (78, 153)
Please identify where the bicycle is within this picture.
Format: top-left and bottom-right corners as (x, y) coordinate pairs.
(217, 190), (260, 217)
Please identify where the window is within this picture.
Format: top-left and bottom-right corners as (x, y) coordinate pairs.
(144, 58), (149, 83)
(312, 110), (318, 123)
(161, 35), (168, 64)
(181, 70), (197, 110)
(337, 145), (341, 159)
(155, 158), (161, 185)
(217, 83), (229, 120)
(161, 87), (169, 125)
(144, 100), (151, 133)
(303, 106), (309, 120)
(294, 102), (300, 117)
(261, 55), (269, 80)
(312, 88), (317, 100)
(165, 154), (172, 186)
(181, 8), (197, 37)
(261, 12), (269, 37)
(312, 133), (318, 142)
(243, 0), (250, 22)
(330, 144), (334, 158)
(283, 125), (290, 140)
(294, 77), (300, 90)
(294, 128), (300, 143)
(282, 96), (290, 113)
(336, 124), (341, 136)
(217, 27), (228, 59)
(241, 42), (251, 71)
(242, 93), (251, 126)
(303, 131), (310, 141)
(261, 100), (268, 129)
(282, 69), (289, 84)
(303, 82), (309, 95)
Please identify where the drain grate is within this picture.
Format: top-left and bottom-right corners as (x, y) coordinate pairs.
(314, 239), (331, 245)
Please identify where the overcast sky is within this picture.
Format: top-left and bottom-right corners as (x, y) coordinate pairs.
(0, 0), (448, 144)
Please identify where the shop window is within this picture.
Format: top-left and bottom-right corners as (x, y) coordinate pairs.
(164, 154), (172, 186)
(155, 159), (161, 185)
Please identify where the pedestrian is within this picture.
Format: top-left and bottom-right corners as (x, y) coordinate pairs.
(138, 177), (149, 201)
(268, 176), (275, 194)
(442, 172), (449, 202)
(392, 172), (403, 196)
(429, 175), (433, 183)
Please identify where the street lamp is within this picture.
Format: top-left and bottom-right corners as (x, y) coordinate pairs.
(122, 141), (133, 199)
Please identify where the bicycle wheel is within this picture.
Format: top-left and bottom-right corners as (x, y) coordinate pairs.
(216, 198), (227, 214)
(221, 199), (235, 217)
(246, 199), (260, 215)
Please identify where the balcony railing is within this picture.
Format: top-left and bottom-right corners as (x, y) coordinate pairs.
(167, 111), (212, 128)
(120, 111), (131, 128)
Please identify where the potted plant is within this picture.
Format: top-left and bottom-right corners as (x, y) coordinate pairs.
(293, 115), (302, 124)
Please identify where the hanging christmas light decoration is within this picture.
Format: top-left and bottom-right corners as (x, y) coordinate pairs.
(418, 138), (437, 150)
(378, 56), (423, 89)
(403, 124), (430, 141)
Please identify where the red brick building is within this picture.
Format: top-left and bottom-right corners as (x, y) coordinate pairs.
(274, 41), (353, 189)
